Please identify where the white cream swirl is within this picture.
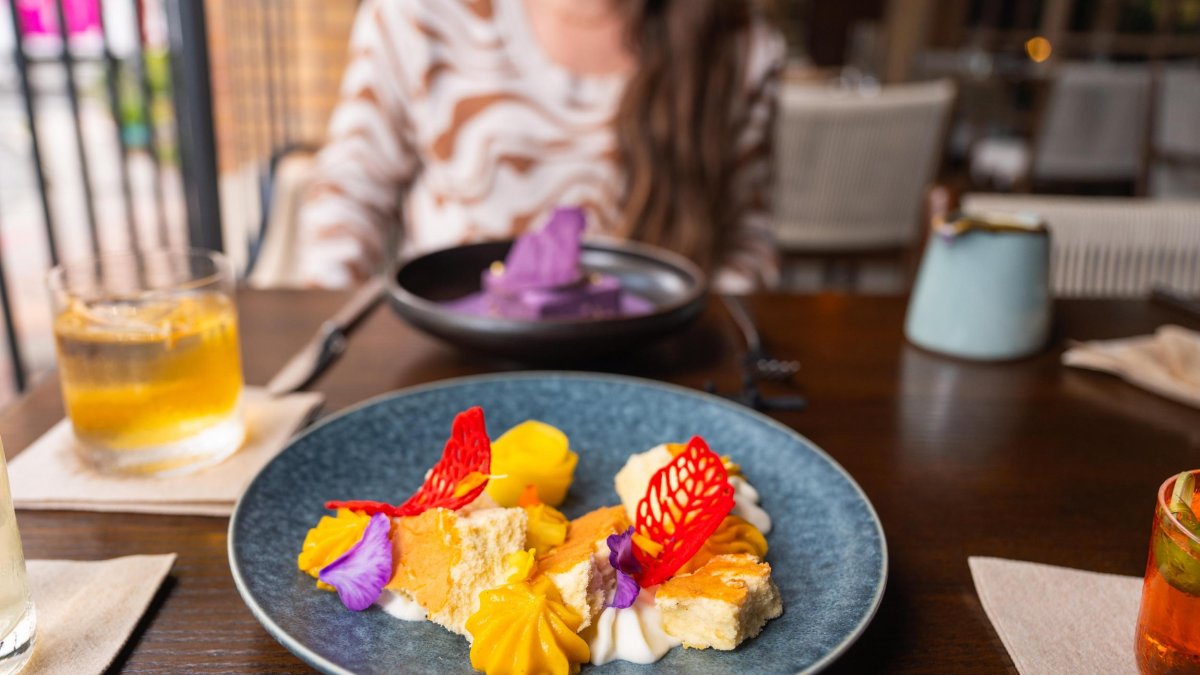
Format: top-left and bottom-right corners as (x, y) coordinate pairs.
(377, 589), (426, 621)
(730, 477), (772, 534)
(582, 588), (680, 665)
(615, 445), (674, 520)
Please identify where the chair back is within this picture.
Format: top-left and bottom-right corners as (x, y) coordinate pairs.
(774, 79), (954, 251)
(1150, 65), (1200, 198)
(1032, 63), (1151, 183)
(245, 149), (318, 288)
(962, 193), (1200, 297)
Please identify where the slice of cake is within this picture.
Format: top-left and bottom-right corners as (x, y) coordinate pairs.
(535, 505), (631, 631)
(655, 554), (783, 650)
(387, 506), (527, 636)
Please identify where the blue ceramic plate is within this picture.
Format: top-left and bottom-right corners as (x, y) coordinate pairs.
(229, 373), (886, 674)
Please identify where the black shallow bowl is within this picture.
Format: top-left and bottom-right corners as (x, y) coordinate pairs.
(387, 240), (707, 362)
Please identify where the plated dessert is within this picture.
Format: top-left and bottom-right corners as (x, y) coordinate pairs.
(441, 208), (653, 321)
(296, 407), (782, 673)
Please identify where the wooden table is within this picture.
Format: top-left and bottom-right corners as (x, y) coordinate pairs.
(6, 291), (1200, 673)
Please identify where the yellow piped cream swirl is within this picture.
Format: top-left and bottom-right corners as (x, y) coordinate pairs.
(678, 515), (768, 575)
(466, 574), (591, 675)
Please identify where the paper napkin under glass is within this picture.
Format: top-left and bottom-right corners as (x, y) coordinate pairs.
(23, 554), (176, 675)
(7, 388), (322, 517)
(1063, 325), (1200, 409)
(969, 557), (1142, 675)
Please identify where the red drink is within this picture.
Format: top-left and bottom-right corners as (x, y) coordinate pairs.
(1136, 471), (1200, 675)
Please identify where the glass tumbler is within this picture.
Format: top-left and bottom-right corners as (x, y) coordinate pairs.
(0, 444), (35, 675)
(48, 249), (245, 476)
(1136, 470), (1200, 675)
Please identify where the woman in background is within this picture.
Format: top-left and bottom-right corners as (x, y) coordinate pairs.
(299, 0), (784, 292)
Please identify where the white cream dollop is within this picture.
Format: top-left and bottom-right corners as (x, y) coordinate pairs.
(616, 444), (773, 535)
(614, 444), (674, 520)
(582, 588), (680, 665)
(730, 476), (772, 534)
(377, 589), (426, 621)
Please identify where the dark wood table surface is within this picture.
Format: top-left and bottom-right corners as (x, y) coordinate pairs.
(6, 290), (1200, 673)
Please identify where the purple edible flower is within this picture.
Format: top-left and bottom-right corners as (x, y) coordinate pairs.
(491, 207), (586, 292)
(319, 513), (393, 611)
(607, 526), (642, 609)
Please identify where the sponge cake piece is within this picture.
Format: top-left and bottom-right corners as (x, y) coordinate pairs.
(535, 505), (630, 630)
(388, 506), (527, 636)
(655, 554), (782, 650)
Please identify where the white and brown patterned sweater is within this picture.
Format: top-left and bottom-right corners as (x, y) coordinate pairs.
(299, 0), (784, 291)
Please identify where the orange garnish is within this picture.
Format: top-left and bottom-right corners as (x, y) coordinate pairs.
(454, 471), (490, 498)
(518, 484), (541, 507)
(631, 532), (663, 557)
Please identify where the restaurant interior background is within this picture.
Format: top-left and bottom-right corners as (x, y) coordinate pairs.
(0, 0), (1197, 405)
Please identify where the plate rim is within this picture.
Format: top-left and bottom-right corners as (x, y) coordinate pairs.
(228, 371), (889, 675)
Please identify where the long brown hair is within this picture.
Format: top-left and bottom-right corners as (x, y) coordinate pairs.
(616, 0), (754, 272)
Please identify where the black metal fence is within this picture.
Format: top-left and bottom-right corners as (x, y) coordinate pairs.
(0, 0), (222, 396)
(0, 0), (333, 396)
(167, 0), (221, 252)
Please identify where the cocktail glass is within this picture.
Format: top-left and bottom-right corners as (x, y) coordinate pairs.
(48, 249), (245, 476)
(1136, 470), (1200, 674)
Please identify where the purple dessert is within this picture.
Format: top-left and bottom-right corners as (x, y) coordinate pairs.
(483, 207), (585, 293)
(443, 207), (653, 320)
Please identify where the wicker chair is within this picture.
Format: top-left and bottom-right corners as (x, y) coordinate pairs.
(1149, 65), (1200, 199)
(962, 193), (1200, 298)
(1031, 62), (1152, 187)
(774, 79), (955, 254)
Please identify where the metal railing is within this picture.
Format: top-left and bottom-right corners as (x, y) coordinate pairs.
(0, 0), (221, 397)
(0, 0), (355, 399)
(165, 0), (221, 252)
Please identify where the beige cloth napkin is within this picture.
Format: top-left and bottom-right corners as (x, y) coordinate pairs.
(8, 388), (322, 516)
(969, 557), (1142, 675)
(22, 554), (176, 675)
(1063, 325), (1200, 409)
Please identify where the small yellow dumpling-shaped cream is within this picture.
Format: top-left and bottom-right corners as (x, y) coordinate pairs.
(466, 551), (590, 675)
(297, 508), (371, 590)
(487, 421), (578, 507)
(519, 486), (569, 556)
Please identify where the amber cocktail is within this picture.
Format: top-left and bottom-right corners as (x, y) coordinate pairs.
(1136, 470), (1200, 675)
(48, 249), (244, 476)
